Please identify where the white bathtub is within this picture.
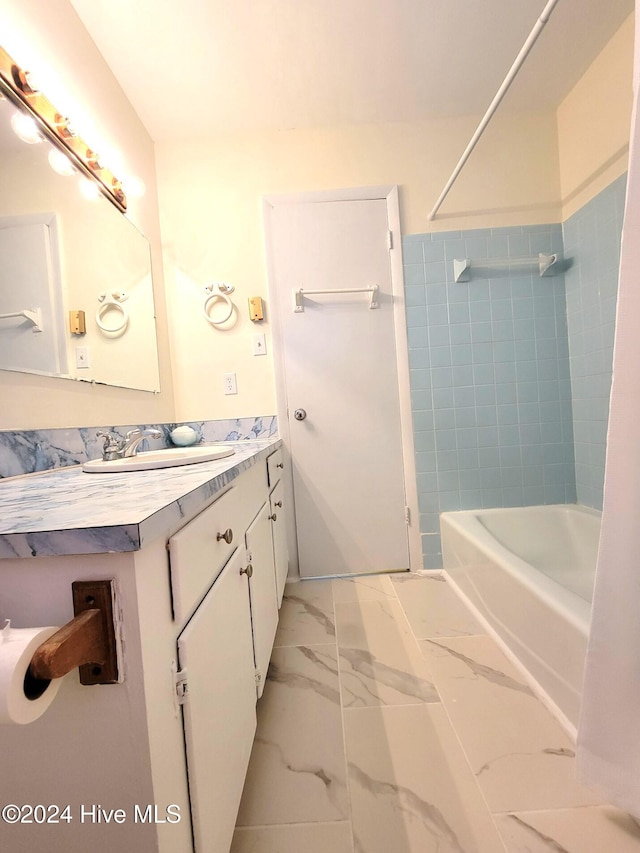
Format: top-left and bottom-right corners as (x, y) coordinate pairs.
(441, 504), (600, 733)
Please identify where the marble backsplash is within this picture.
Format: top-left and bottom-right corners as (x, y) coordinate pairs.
(0, 416), (278, 479)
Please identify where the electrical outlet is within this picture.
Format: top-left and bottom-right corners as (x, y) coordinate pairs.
(75, 346), (90, 369)
(224, 372), (237, 395)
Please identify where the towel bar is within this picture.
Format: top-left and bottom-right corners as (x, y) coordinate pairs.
(293, 285), (379, 312)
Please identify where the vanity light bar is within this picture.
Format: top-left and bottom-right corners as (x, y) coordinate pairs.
(0, 44), (127, 212)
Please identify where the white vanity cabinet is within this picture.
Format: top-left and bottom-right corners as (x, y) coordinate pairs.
(0, 441), (285, 853)
(266, 447), (290, 605)
(168, 458), (281, 849)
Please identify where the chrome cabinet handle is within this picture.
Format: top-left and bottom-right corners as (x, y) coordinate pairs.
(274, 500), (283, 508)
(216, 528), (233, 544)
(268, 513), (277, 522)
(294, 409), (306, 421)
(240, 564), (253, 578)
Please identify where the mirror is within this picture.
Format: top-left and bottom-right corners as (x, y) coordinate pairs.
(0, 77), (161, 392)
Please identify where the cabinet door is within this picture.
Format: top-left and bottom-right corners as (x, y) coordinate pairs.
(245, 502), (279, 697)
(178, 548), (256, 853)
(270, 480), (289, 607)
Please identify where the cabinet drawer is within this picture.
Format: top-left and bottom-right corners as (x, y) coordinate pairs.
(169, 486), (243, 623)
(266, 447), (284, 487)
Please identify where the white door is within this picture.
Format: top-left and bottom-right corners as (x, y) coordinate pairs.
(267, 196), (409, 578)
(0, 219), (66, 375)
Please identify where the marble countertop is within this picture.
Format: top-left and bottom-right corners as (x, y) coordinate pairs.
(0, 439), (281, 560)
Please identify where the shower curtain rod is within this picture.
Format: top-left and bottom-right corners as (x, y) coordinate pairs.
(427, 0), (561, 222)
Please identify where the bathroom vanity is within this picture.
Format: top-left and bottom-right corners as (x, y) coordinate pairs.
(0, 438), (288, 853)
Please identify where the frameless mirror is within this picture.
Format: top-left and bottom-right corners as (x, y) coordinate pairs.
(0, 84), (161, 392)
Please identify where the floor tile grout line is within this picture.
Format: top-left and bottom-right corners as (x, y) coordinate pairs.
(233, 819), (355, 830)
(341, 575), (510, 851)
(382, 580), (446, 694)
(342, 700), (442, 713)
(391, 574), (512, 851)
(333, 587), (443, 709)
(490, 804), (604, 817)
(331, 579), (357, 853)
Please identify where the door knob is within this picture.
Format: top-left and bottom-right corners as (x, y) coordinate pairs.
(294, 408), (307, 421)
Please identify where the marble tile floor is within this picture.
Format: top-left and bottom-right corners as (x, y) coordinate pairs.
(231, 572), (640, 853)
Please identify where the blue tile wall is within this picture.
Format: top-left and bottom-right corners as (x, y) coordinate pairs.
(404, 224), (576, 569)
(563, 175), (625, 510)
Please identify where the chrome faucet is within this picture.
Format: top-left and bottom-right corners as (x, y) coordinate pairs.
(97, 428), (162, 461)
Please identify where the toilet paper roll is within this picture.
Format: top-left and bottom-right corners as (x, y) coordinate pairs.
(0, 625), (63, 725)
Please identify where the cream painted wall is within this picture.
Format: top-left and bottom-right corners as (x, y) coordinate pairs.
(0, 0), (174, 429)
(558, 14), (634, 219)
(0, 2), (630, 429)
(157, 111), (561, 421)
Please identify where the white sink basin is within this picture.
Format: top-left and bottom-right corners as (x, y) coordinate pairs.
(83, 445), (235, 473)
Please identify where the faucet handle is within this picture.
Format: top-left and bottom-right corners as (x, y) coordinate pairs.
(96, 431), (123, 461)
(97, 430), (119, 447)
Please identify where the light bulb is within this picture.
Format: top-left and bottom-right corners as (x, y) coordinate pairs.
(79, 176), (100, 201)
(48, 148), (76, 177)
(10, 111), (42, 144)
(121, 175), (146, 198)
(101, 145), (125, 175)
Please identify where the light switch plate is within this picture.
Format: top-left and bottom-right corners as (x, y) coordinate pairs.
(75, 346), (90, 368)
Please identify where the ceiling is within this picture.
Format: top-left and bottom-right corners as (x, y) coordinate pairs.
(69, 0), (634, 142)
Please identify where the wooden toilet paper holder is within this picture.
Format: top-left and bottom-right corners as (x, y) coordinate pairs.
(29, 580), (119, 685)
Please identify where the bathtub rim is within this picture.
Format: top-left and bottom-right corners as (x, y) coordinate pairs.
(440, 503), (597, 639)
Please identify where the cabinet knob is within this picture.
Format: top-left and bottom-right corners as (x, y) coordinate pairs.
(268, 513), (277, 522)
(276, 462), (284, 469)
(274, 500), (283, 508)
(216, 528), (233, 545)
(240, 564), (253, 578)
